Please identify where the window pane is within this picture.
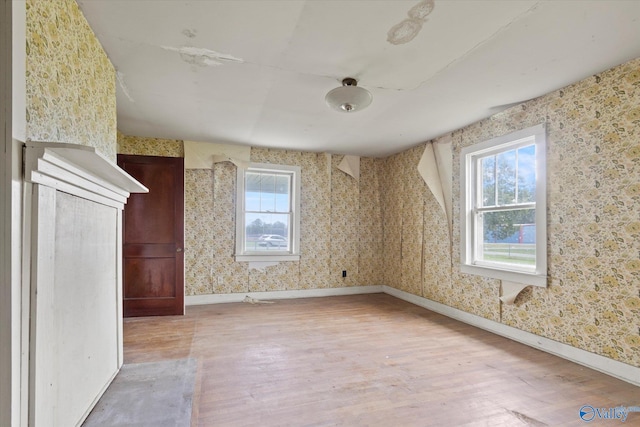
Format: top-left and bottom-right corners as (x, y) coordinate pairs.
(246, 172), (262, 192)
(246, 172), (292, 213)
(496, 149), (517, 205)
(259, 174), (276, 212)
(477, 208), (535, 267)
(244, 213), (290, 251)
(517, 144), (536, 203)
(274, 175), (291, 212)
(480, 155), (496, 207)
(245, 173), (261, 211)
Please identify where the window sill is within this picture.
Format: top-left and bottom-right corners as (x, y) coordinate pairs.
(460, 264), (547, 287)
(235, 254), (300, 262)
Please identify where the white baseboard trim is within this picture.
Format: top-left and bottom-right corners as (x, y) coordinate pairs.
(383, 286), (640, 387)
(185, 285), (384, 306)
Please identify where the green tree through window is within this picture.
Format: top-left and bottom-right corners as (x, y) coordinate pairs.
(480, 146), (536, 243)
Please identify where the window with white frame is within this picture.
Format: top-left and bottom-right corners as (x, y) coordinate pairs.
(460, 123), (547, 286)
(235, 163), (301, 262)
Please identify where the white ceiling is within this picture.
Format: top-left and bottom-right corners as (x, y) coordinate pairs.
(78, 0), (640, 157)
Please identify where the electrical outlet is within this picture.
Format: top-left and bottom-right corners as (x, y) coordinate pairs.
(342, 270), (347, 278)
(217, 277), (223, 286)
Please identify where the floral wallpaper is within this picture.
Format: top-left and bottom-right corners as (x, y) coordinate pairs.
(184, 168), (216, 294)
(26, 0), (116, 161)
(358, 157), (385, 286)
(117, 132), (184, 157)
(298, 152), (332, 290)
(384, 57), (640, 368)
(212, 149), (383, 293)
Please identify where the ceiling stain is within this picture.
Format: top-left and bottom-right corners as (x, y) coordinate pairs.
(388, 0), (435, 45)
(182, 28), (197, 39)
(161, 45), (244, 67)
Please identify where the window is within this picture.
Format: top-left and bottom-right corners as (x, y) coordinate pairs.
(235, 163), (301, 261)
(460, 123), (547, 286)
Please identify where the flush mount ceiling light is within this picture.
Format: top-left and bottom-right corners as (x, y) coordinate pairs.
(325, 78), (372, 113)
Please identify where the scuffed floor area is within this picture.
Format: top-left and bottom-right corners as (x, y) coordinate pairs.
(83, 358), (196, 427)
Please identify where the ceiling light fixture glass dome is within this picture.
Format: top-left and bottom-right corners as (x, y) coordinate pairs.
(325, 78), (372, 113)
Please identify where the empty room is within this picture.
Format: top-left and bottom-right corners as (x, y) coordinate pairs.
(2, 0), (640, 426)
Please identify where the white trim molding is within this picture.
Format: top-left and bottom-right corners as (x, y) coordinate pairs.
(460, 123), (547, 287)
(383, 286), (640, 387)
(24, 141), (148, 209)
(186, 285), (384, 305)
(235, 162), (302, 262)
(0, 1), (15, 425)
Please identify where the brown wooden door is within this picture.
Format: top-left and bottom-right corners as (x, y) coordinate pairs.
(117, 155), (184, 317)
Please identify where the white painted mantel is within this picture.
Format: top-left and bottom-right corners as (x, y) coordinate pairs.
(23, 142), (147, 427)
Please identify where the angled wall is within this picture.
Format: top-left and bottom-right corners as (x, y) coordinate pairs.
(384, 57), (640, 369)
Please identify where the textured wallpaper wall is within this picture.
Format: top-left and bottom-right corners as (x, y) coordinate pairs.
(25, 0), (116, 160)
(384, 57), (640, 368)
(188, 149), (385, 293)
(117, 132), (184, 158)
(116, 135), (385, 294)
(117, 57), (639, 368)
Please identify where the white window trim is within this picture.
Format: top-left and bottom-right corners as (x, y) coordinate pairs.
(460, 123), (547, 287)
(235, 162), (301, 262)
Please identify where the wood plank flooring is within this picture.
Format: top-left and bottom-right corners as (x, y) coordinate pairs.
(123, 294), (639, 426)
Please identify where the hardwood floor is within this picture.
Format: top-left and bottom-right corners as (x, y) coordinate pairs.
(123, 294), (639, 426)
